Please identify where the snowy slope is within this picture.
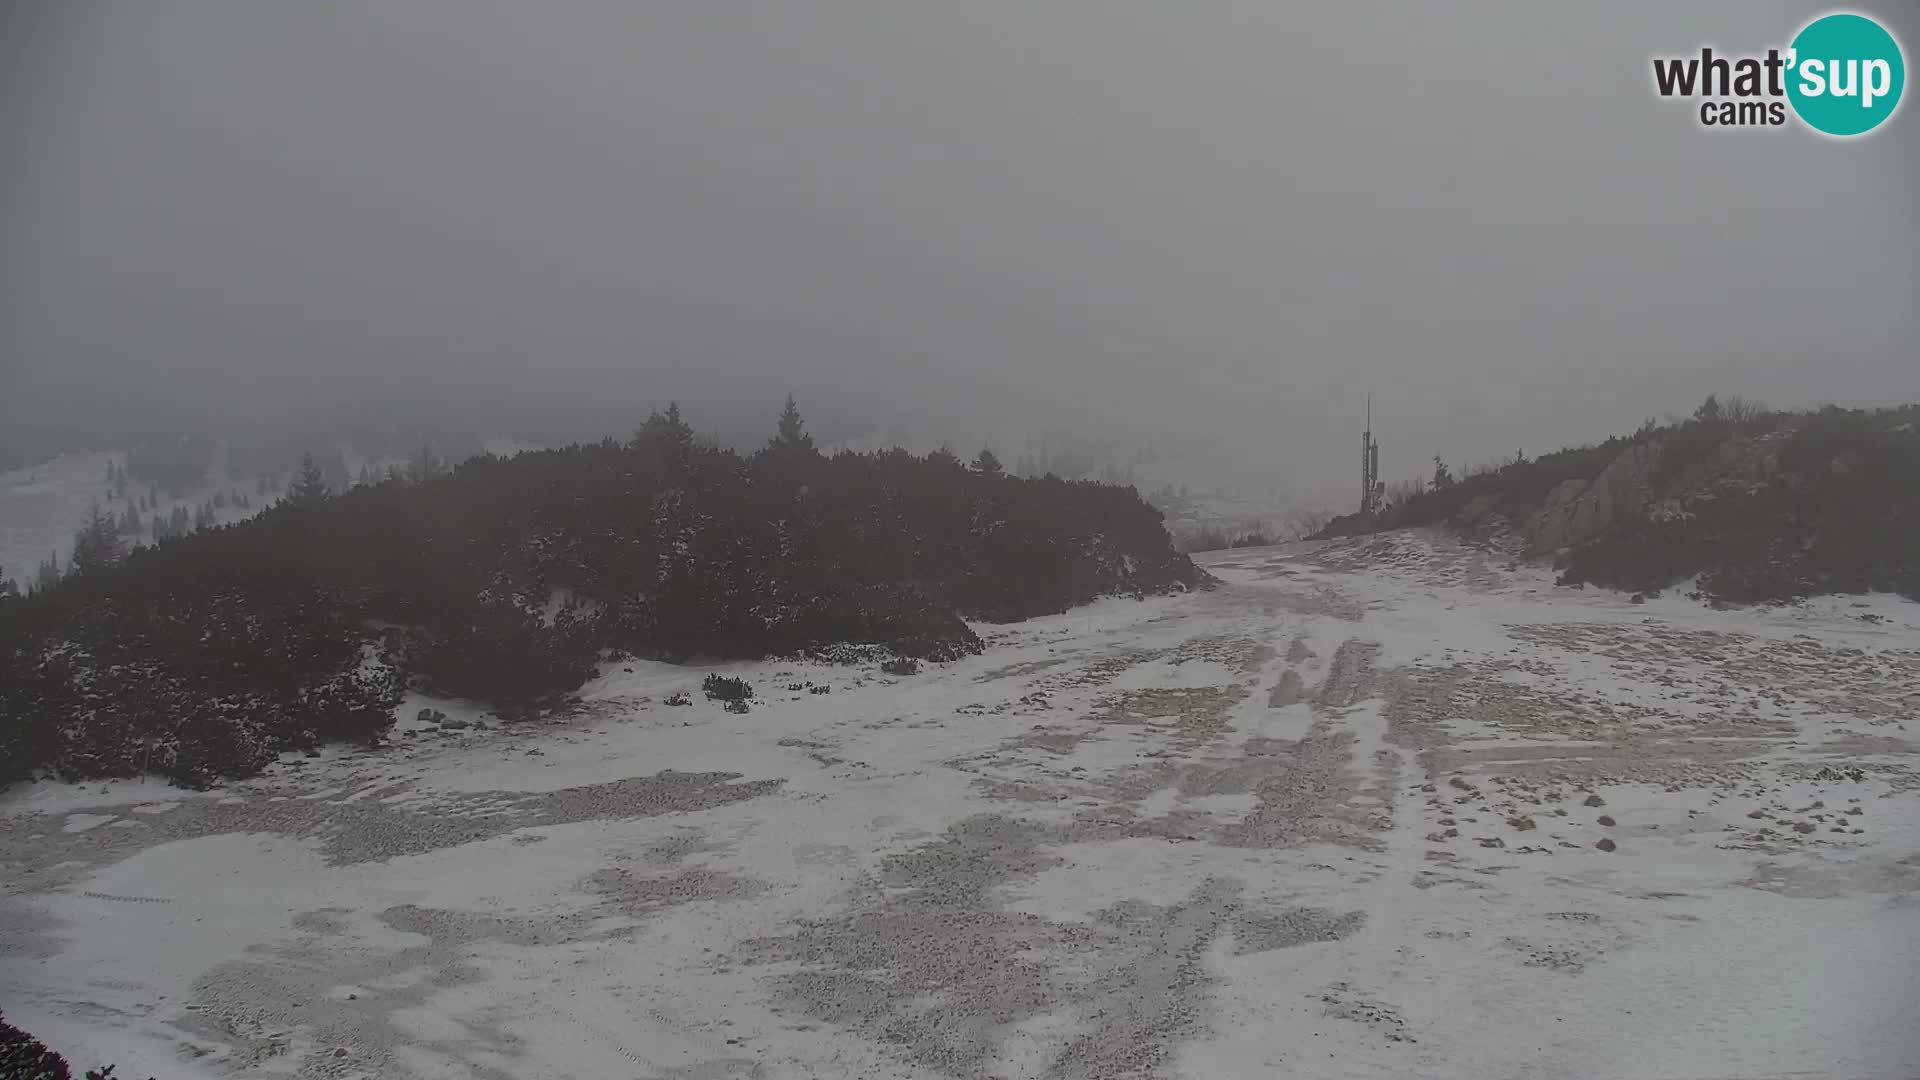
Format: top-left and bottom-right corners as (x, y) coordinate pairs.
(2, 530), (1917, 1079)
(0, 449), (276, 586)
(0, 450), (122, 585)
(0, 433), (542, 589)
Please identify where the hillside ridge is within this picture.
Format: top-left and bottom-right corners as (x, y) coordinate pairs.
(0, 406), (1205, 787)
(1315, 402), (1919, 603)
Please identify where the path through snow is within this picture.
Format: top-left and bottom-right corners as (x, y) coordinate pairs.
(4, 531), (1918, 1078)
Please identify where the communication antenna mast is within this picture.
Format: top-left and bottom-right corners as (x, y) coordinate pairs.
(1360, 395), (1382, 516)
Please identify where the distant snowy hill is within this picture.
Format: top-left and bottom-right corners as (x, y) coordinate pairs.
(0, 452), (121, 587)
(0, 432), (546, 590)
(0, 449), (272, 587)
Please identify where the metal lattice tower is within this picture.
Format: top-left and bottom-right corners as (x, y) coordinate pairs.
(1360, 396), (1381, 516)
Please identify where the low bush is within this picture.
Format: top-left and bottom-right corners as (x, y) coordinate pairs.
(702, 674), (753, 702)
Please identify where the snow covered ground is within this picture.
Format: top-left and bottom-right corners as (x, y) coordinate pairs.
(4, 531), (1918, 1079)
(0, 450), (126, 586)
(0, 450), (268, 586)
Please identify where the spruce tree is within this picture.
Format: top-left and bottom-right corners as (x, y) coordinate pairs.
(974, 447), (1004, 477)
(633, 401), (698, 470)
(34, 551), (60, 590)
(410, 444), (443, 483)
(768, 394), (815, 453)
(71, 505), (126, 574)
(291, 453), (330, 505)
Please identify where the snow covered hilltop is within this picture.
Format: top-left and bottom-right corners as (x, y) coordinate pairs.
(0, 403), (1204, 787)
(1317, 401), (1920, 604)
(2, 531), (1915, 1079)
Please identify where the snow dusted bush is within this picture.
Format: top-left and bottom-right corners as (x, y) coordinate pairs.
(702, 674), (753, 702)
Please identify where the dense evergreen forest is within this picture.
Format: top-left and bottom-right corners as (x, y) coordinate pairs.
(0, 400), (1203, 788)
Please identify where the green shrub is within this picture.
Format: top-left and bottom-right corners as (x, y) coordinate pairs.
(702, 674), (753, 702)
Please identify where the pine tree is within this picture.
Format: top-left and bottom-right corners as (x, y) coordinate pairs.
(409, 444), (444, 484)
(0, 564), (16, 600)
(635, 402), (696, 450)
(768, 394), (815, 453)
(34, 550), (60, 590)
(633, 401), (698, 471)
(71, 505), (126, 575)
(974, 447), (1004, 477)
(121, 501), (142, 536)
(1431, 455), (1453, 491)
(152, 514), (165, 544)
(291, 453), (330, 505)
(256, 475), (269, 496)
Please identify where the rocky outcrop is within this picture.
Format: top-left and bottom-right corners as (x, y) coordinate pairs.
(1520, 433), (1789, 554)
(1524, 442), (1660, 554)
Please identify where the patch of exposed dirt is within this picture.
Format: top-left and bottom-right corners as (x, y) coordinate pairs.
(1511, 623), (1920, 728)
(0, 771), (786, 889)
(740, 817), (1363, 1078)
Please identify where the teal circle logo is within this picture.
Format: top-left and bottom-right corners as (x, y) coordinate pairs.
(1787, 13), (1905, 136)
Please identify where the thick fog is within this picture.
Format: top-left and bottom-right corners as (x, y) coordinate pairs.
(3, 2), (1915, 501)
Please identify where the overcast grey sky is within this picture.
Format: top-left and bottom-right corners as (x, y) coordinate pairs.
(3, 2), (1914, 498)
